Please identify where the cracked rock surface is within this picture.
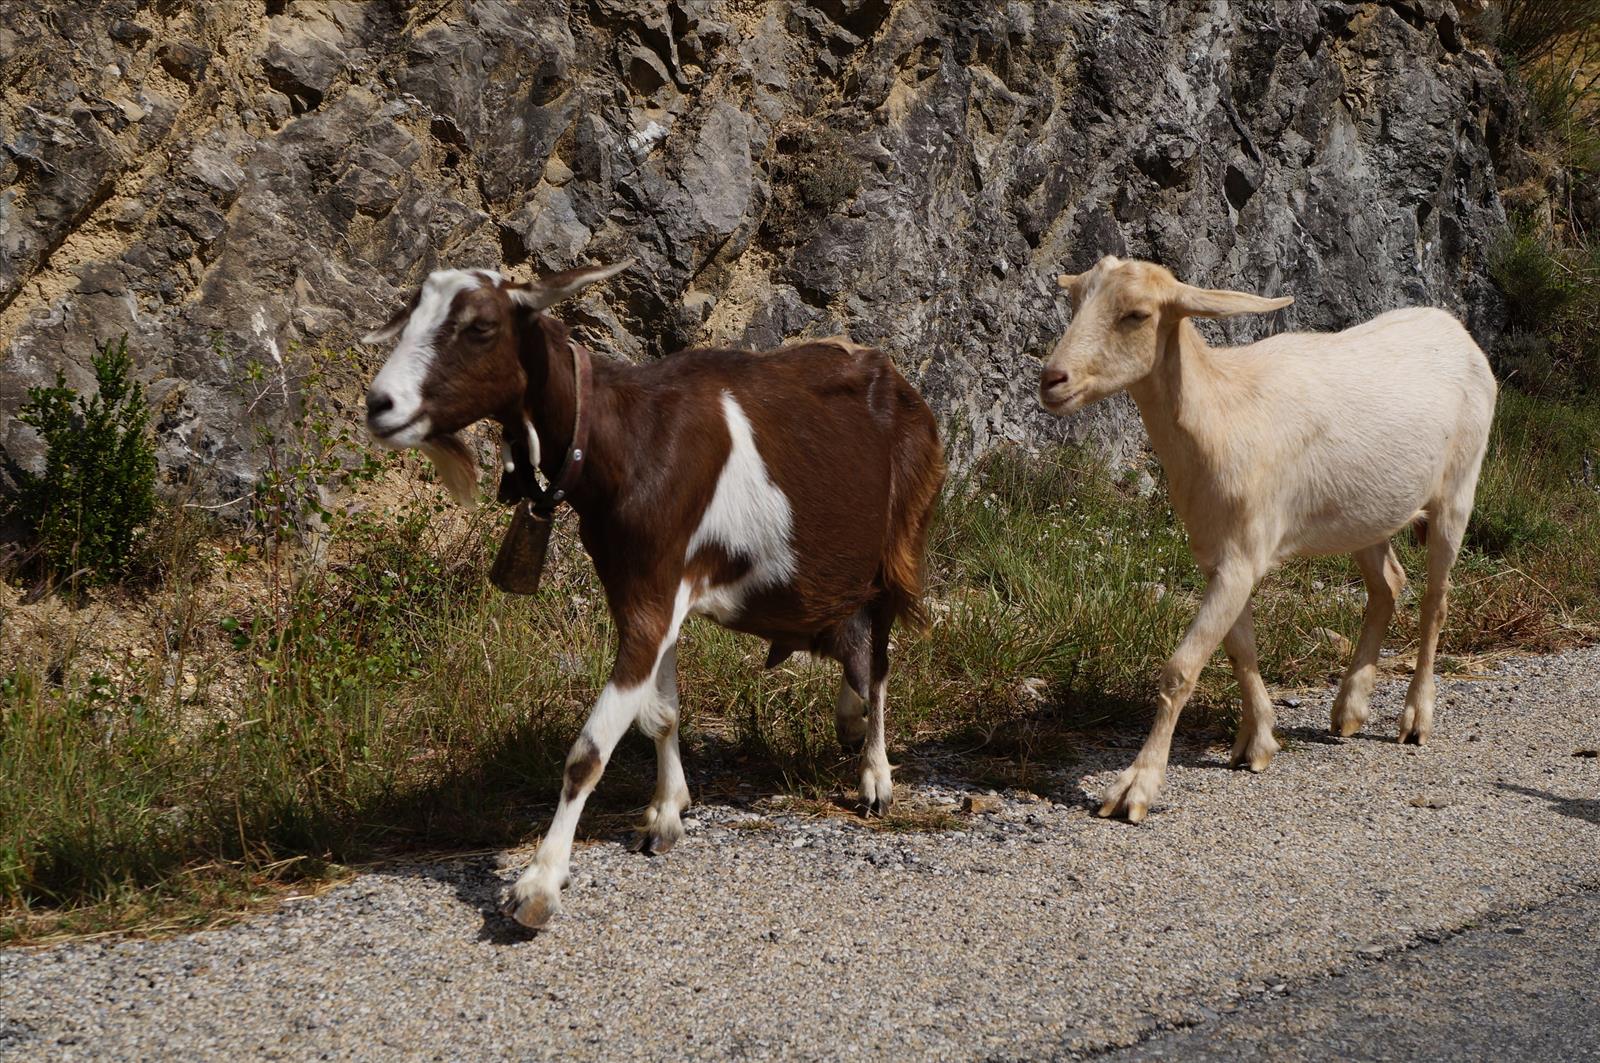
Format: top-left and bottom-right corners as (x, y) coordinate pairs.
(2, 0), (1509, 500)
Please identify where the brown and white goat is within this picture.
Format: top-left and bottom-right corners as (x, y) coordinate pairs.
(363, 264), (944, 928)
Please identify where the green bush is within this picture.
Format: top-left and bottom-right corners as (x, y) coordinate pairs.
(12, 337), (158, 586)
(763, 124), (865, 245)
(1488, 217), (1600, 391)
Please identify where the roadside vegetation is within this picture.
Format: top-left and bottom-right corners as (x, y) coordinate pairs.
(1484, 1), (1600, 394)
(4, 361), (1598, 942)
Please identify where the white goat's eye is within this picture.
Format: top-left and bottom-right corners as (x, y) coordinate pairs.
(1120, 309), (1151, 325)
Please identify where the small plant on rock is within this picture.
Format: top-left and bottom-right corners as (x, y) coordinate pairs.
(11, 336), (157, 587)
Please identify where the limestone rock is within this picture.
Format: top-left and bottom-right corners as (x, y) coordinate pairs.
(0, 1), (1513, 507)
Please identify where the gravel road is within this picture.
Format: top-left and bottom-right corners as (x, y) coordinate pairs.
(3, 648), (1598, 1061)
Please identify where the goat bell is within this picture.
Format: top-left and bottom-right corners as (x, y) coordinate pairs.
(490, 503), (553, 595)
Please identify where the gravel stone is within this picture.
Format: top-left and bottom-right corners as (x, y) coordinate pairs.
(2, 648), (1598, 1059)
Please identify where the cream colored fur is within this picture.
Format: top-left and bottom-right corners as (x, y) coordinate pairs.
(1040, 255), (1497, 822)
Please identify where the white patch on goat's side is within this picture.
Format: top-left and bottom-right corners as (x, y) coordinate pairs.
(685, 392), (797, 622)
(366, 269), (488, 448)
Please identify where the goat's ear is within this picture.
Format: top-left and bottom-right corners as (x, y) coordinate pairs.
(1056, 270), (1089, 309)
(362, 288), (420, 345)
(1169, 283), (1293, 319)
(508, 259), (633, 311)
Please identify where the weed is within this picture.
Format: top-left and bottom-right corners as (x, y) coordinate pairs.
(763, 124), (864, 246)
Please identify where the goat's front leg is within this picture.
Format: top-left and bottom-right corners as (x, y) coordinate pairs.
(1224, 601), (1280, 772)
(1098, 563), (1259, 823)
(633, 644), (690, 855)
(502, 611), (681, 929)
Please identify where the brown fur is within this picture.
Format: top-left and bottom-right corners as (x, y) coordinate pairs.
(372, 272), (944, 694)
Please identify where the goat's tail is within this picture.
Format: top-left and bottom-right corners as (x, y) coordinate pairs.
(881, 394), (946, 631)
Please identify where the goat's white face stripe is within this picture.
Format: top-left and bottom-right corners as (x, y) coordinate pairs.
(685, 391), (797, 621)
(367, 269), (500, 449)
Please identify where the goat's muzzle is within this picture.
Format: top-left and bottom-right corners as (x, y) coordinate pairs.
(1038, 366), (1082, 414)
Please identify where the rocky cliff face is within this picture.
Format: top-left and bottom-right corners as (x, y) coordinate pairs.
(0, 0), (1510, 503)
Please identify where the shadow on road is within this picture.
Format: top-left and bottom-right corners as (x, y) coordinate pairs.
(1494, 783), (1600, 826)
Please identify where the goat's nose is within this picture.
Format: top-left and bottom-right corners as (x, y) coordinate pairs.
(366, 390), (395, 419)
(1040, 367), (1070, 392)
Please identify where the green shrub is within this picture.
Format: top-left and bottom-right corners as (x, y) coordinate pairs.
(1484, 4), (1600, 393)
(1488, 216), (1600, 391)
(1490, 221), (1579, 331)
(12, 337), (157, 586)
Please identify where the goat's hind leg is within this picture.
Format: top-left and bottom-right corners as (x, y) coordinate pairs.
(831, 610), (872, 754)
(634, 644), (690, 855)
(857, 599), (896, 817)
(1401, 504), (1467, 745)
(834, 682), (867, 753)
(1330, 541), (1405, 737)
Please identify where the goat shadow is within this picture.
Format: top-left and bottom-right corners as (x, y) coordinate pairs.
(364, 692), (1279, 941)
(1494, 782), (1600, 827)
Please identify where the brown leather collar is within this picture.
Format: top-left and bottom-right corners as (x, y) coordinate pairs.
(499, 337), (593, 516)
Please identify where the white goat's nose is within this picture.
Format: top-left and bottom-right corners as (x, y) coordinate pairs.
(1041, 367), (1070, 393)
(366, 389), (395, 420)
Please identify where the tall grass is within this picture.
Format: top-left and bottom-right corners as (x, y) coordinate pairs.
(3, 391), (1599, 941)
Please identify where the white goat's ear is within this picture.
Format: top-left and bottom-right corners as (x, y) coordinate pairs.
(508, 259), (634, 311)
(418, 433), (480, 504)
(1170, 284), (1293, 319)
(362, 289), (420, 345)
(1056, 270), (1089, 310)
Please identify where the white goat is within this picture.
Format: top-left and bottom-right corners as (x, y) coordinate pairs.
(1039, 255), (1497, 822)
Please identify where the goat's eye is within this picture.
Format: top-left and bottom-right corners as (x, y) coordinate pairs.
(466, 320), (496, 338)
(1119, 309), (1151, 326)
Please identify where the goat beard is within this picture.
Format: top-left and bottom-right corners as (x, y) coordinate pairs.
(418, 433), (479, 504)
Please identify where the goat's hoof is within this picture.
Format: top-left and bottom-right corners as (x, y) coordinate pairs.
(859, 763), (893, 818)
(1398, 703), (1432, 745)
(1228, 734), (1279, 773)
(1330, 713), (1366, 738)
(500, 880), (561, 930)
(1096, 766), (1161, 823)
(632, 806), (685, 856)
